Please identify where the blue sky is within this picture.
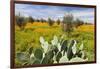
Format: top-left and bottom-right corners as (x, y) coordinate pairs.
(15, 3), (95, 23)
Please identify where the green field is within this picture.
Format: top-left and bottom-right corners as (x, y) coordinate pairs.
(15, 22), (95, 66)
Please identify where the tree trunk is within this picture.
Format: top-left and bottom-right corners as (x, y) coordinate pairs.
(63, 23), (68, 32)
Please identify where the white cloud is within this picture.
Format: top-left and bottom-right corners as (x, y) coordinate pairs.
(71, 9), (94, 23)
(15, 4), (95, 23)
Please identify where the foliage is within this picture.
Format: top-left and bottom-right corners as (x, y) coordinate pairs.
(63, 14), (73, 24)
(40, 18), (47, 23)
(16, 35), (88, 66)
(48, 17), (54, 26)
(62, 14), (74, 33)
(74, 18), (84, 28)
(15, 13), (28, 30)
(56, 19), (61, 25)
(36, 19), (40, 22)
(15, 13), (94, 66)
(28, 16), (35, 23)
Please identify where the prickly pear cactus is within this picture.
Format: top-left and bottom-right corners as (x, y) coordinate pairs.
(16, 35), (88, 65)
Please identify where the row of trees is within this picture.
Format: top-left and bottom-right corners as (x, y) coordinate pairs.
(15, 14), (61, 30)
(28, 16), (47, 23)
(15, 13), (86, 31)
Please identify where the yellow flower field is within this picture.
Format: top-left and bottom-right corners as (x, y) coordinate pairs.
(15, 22), (95, 65)
(76, 25), (94, 32)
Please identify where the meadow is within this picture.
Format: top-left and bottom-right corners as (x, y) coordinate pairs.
(15, 21), (95, 66)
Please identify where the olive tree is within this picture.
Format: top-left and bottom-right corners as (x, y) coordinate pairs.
(48, 17), (54, 26)
(74, 18), (84, 28)
(62, 13), (74, 33)
(28, 16), (34, 23)
(56, 19), (60, 25)
(15, 13), (27, 30)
